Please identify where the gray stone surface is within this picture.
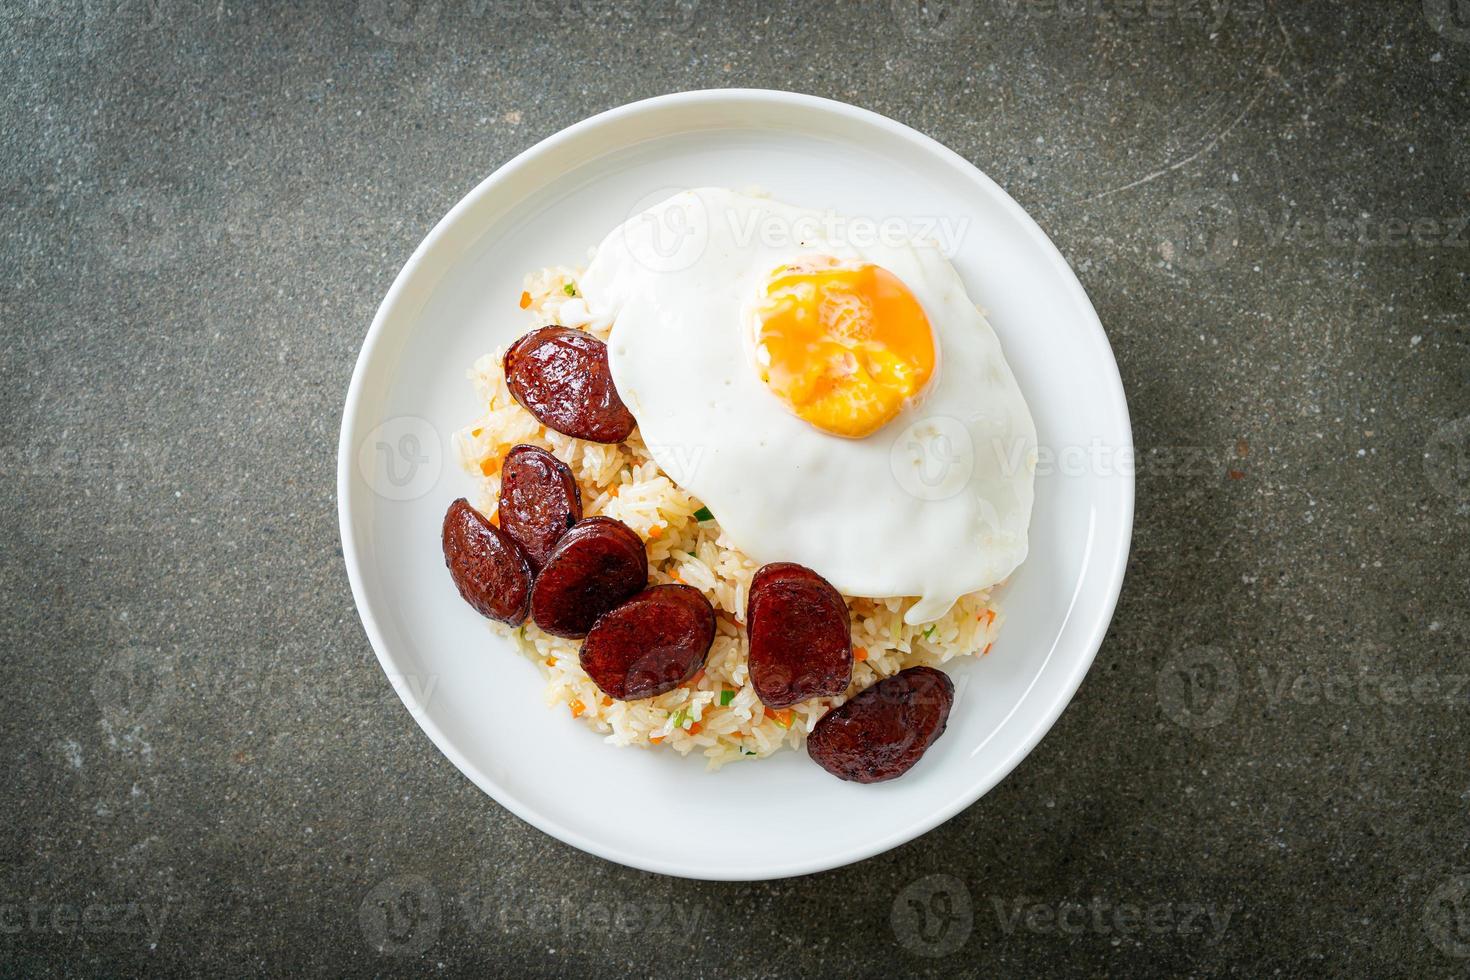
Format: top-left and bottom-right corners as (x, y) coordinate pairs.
(1, 0), (1467, 975)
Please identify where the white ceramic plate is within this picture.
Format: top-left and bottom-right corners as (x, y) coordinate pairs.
(338, 90), (1133, 881)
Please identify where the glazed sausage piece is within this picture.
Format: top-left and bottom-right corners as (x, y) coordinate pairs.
(750, 561), (846, 600)
(504, 326), (637, 444)
(442, 498), (533, 626)
(746, 562), (852, 709)
(581, 585), (716, 701)
(807, 666), (955, 783)
(530, 516), (648, 638)
(497, 444), (583, 573)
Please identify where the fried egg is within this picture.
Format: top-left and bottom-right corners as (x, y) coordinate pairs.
(578, 188), (1036, 624)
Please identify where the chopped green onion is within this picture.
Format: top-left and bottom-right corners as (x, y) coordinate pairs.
(670, 707), (690, 729)
(693, 506), (714, 522)
(719, 689), (735, 706)
(923, 625), (936, 640)
(563, 282), (577, 296)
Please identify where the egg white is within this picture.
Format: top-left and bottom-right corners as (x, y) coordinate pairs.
(578, 188), (1036, 624)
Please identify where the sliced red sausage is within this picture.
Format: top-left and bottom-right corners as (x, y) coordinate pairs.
(497, 444), (582, 573)
(746, 562), (852, 709)
(442, 498), (532, 626)
(581, 585), (716, 700)
(504, 326), (636, 444)
(530, 516), (647, 638)
(750, 561), (848, 600)
(807, 666), (955, 783)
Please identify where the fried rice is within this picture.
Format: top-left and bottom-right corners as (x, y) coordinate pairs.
(452, 265), (1005, 769)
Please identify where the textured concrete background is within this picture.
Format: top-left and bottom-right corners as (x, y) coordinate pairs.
(2, 0), (1468, 975)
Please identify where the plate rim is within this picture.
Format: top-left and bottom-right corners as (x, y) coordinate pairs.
(337, 88), (1135, 880)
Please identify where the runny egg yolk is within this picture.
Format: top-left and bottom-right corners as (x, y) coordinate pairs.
(752, 258), (936, 438)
